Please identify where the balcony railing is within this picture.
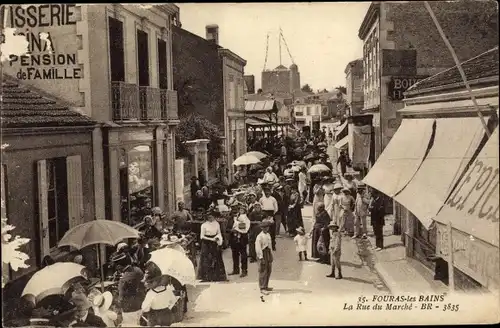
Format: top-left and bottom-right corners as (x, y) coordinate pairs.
(112, 81), (177, 121)
(161, 89), (178, 120)
(111, 81), (139, 121)
(140, 86), (162, 120)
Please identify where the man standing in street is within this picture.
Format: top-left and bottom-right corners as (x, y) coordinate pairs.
(248, 203), (265, 262)
(260, 187), (279, 251)
(369, 189), (385, 251)
(255, 220), (274, 295)
(326, 223), (342, 279)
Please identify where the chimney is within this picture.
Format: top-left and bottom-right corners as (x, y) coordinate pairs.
(206, 24), (219, 45)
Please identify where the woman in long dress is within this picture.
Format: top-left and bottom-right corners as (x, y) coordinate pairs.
(310, 202), (331, 263)
(197, 210), (228, 282)
(339, 188), (356, 235)
(312, 181), (325, 222)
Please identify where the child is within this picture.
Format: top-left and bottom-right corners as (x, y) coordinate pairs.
(293, 227), (309, 261)
(229, 206), (250, 277)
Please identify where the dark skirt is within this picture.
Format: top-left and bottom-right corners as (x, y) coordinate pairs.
(145, 307), (174, 326)
(197, 238), (228, 282)
(311, 225), (330, 259)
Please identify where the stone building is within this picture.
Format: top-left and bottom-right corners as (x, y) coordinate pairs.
(358, 1), (499, 159)
(344, 59), (364, 116)
(261, 64), (301, 95)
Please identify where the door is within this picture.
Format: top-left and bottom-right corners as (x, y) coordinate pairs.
(37, 160), (50, 258)
(66, 155), (84, 228)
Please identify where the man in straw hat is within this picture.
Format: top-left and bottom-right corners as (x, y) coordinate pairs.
(326, 223), (343, 279)
(255, 219), (274, 295)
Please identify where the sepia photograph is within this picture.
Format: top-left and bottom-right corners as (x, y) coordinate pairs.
(0, 1), (499, 327)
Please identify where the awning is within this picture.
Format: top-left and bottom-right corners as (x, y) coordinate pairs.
(433, 127), (499, 247)
(394, 117), (487, 228)
(363, 118), (435, 197)
(334, 120), (348, 138)
(334, 136), (348, 150)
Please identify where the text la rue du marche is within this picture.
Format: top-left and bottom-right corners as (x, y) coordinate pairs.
(6, 5), (82, 81)
(343, 295), (460, 312)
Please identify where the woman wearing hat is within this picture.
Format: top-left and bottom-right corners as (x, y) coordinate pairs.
(140, 262), (178, 327)
(91, 291), (117, 327)
(339, 188), (356, 236)
(311, 202), (331, 264)
(331, 182), (343, 225)
(197, 210), (228, 282)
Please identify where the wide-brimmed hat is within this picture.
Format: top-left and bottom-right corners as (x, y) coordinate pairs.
(92, 291), (113, 314)
(328, 222), (339, 229)
(357, 182), (367, 189)
(116, 242), (128, 252)
(342, 188), (351, 193)
(296, 227), (305, 233)
(333, 183), (343, 190)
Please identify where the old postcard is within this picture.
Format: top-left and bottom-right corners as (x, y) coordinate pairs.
(1, 2), (499, 327)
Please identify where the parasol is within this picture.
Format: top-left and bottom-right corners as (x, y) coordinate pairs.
(148, 247), (197, 286)
(243, 151), (268, 160)
(22, 262), (87, 304)
(233, 154), (261, 166)
(308, 164), (331, 174)
(58, 220), (140, 292)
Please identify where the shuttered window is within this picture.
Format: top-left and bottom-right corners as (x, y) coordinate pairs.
(37, 156), (82, 257)
(1, 164), (11, 284)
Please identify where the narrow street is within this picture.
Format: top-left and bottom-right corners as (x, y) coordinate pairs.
(175, 205), (388, 326)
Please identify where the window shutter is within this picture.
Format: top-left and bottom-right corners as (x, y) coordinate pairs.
(37, 160), (50, 256)
(66, 155), (84, 228)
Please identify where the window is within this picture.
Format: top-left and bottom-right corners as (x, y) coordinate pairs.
(46, 159), (69, 249)
(109, 17), (125, 82)
(157, 39), (168, 89)
(1, 165), (10, 284)
(137, 29), (150, 86)
(119, 145), (154, 226)
(306, 106), (311, 116)
(38, 156), (83, 257)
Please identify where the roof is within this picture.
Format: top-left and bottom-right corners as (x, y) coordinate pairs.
(274, 65), (288, 71)
(358, 2), (380, 40)
(1, 76), (95, 128)
(407, 47), (499, 94)
(244, 100), (278, 112)
(246, 116), (290, 127)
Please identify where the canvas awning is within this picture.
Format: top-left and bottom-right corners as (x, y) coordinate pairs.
(334, 120), (348, 138)
(334, 136), (348, 150)
(433, 127), (499, 247)
(363, 119), (435, 197)
(394, 117), (488, 229)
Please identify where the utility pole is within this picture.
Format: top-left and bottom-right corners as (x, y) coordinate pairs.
(278, 27), (282, 66)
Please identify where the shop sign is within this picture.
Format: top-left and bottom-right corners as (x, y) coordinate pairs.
(436, 223), (499, 291)
(6, 5), (82, 80)
(388, 76), (429, 101)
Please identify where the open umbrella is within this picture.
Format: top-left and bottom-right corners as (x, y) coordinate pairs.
(233, 154), (260, 166)
(243, 151), (268, 160)
(148, 247), (197, 286)
(58, 220), (141, 292)
(308, 164), (331, 174)
(22, 262), (86, 304)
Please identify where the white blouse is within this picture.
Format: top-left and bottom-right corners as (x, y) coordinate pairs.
(200, 220), (222, 241)
(141, 286), (179, 312)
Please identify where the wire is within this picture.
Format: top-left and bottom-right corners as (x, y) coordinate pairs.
(423, 1), (491, 138)
(263, 33), (269, 72)
(280, 29), (295, 65)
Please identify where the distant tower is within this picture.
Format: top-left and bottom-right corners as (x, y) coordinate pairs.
(289, 64), (300, 93)
(205, 24), (219, 45)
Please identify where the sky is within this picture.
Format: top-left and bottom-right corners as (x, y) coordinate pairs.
(177, 2), (371, 91)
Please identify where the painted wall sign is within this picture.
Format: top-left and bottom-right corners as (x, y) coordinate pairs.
(6, 5), (81, 80)
(436, 223), (499, 291)
(388, 76), (429, 101)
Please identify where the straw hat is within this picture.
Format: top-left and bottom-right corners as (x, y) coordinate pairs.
(296, 227), (305, 234)
(333, 183), (343, 190)
(328, 222), (339, 229)
(92, 291), (113, 315)
(116, 242), (128, 252)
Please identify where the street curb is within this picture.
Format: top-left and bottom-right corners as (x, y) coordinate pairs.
(373, 262), (395, 294)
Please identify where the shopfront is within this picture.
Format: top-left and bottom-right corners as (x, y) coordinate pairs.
(104, 125), (167, 227)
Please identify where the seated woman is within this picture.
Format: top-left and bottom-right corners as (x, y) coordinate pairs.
(143, 215), (163, 241)
(141, 262), (179, 327)
(197, 210), (228, 282)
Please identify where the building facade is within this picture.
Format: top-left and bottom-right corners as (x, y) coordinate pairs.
(261, 64), (301, 95)
(219, 46), (247, 181)
(344, 59), (364, 116)
(4, 4), (180, 230)
(358, 1), (499, 159)
(364, 47), (499, 294)
(244, 75), (256, 94)
(293, 103), (322, 130)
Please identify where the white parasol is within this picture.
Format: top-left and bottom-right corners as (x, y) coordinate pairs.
(243, 151), (268, 160)
(148, 247), (197, 286)
(307, 164), (331, 174)
(233, 154), (261, 166)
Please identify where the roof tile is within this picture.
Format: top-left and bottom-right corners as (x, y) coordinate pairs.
(1, 76), (95, 128)
(408, 47), (499, 92)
